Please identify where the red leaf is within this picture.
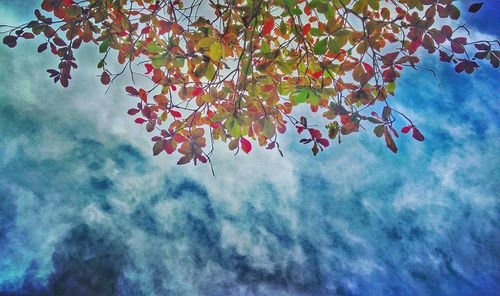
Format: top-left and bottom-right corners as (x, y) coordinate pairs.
(304, 5), (312, 15)
(239, 137), (252, 154)
(127, 108), (140, 115)
(362, 62), (374, 75)
(164, 139), (176, 154)
(173, 133), (187, 142)
(144, 63), (153, 74)
(100, 71), (110, 85)
(340, 114), (350, 124)
(401, 125), (412, 134)
(21, 32), (35, 39)
(311, 70), (323, 79)
(2, 35), (17, 48)
(412, 128), (425, 141)
(198, 155), (208, 163)
(309, 128), (322, 139)
(192, 87), (203, 97)
(37, 42), (48, 53)
(126, 86), (139, 96)
(134, 118), (146, 124)
(468, 2), (483, 13)
(439, 50), (452, 62)
(317, 138), (329, 147)
(455, 61), (467, 73)
(441, 25), (452, 39)
(302, 23), (311, 35)
(262, 19), (274, 36)
(170, 110), (182, 118)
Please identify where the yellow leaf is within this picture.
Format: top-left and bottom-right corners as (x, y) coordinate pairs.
(196, 37), (214, 49)
(209, 41), (223, 61)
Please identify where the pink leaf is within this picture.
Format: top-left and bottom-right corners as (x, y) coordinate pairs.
(401, 125), (412, 134)
(240, 137), (252, 154)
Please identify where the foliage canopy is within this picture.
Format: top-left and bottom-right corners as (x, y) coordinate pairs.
(2, 0), (498, 170)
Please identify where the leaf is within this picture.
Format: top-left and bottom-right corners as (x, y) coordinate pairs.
(192, 87), (203, 97)
(240, 137), (252, 154)
(257, 117), (276, 139)
(144, 63), (153, 74)
(468, 2), (483, 13)
(293, 89), (309, 104)
(177, 155), (192, 165)
(262, 19), (274, 35)
(3, 35), (17, 48)
(317, 138), (329, 147)
(401, 125), (412, 134)
(311, 142), (319, 156)
(228, 138), (239, 150)
(196, 37), (214, 49)
(127, 108), (140, 115)
(126, 86), (139, 96)
(146, 42), (161, 54)
(382, 106), (392, 121)
(302, 23), (311, 35)
(37, 42), (48, 53)
(384, 127), (398, 153)
(170, 109), (182, 117)
(138, 88), (148, 102)
(314, 38), (328, 55)
(100, 71), (110, 85)
(309, 128), (322, 139)
(209, 41), (222, 61)
(153, 140), (164, 156)
(225, 117), (241, 138)
(412, 127), (425, 141)
(374, 125), (384, 137)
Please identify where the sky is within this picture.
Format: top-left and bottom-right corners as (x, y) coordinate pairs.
(0, 1), (499, 295)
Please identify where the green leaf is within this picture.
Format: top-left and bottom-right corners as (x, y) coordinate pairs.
(352, 0), (369, 14)
(386, 82), (396, 95)
(151, 53), (168, 68)
(374, 124), (384, 137)
(225, 117), (241, 138)
(293, 88), (309, 104)
(328, 37), (343, 53)
(314, 38), (328, 55)
(99, 37), (110, 53)
(205, 63), (216, 80)
(146, 42), (162, 54)
(259, 117), (276, 138)
(368, 0), (380, 10)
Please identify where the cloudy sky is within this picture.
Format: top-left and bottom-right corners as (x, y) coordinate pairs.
(0, 1), (498, 295)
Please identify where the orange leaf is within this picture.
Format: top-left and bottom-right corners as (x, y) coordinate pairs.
(138, 88), (148, 103)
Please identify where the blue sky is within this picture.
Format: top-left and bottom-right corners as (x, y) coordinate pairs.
(0, 1), (499, 295)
